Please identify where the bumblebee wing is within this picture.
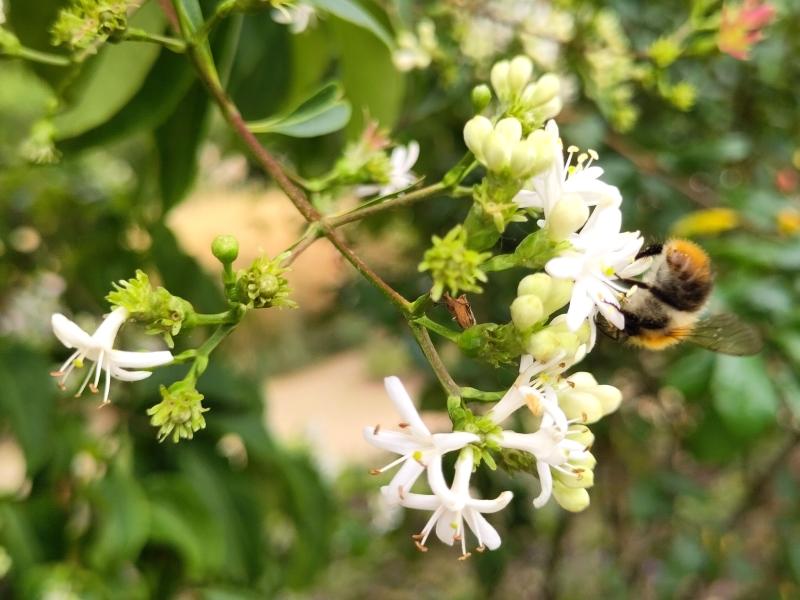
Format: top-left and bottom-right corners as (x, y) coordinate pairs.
(682, 313), (763, 356)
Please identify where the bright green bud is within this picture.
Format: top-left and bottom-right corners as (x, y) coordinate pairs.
(0, 28), (22, 54)
(518, 273), (552, 301)
(547, 194), (589, 240)
(595, 384), (623, 415)
(235, 252), (297, 309)
(552, 481), (590, 512)
(507, 55), (533, 95)
(457, 322), (525, 368)
(648, 36), (681, 68)
(148, 381), (208, 443)
(419, 225), (491, 301)
(51, 0), (129, 50)
(668, 82), (696, 112)
(463, 115), (492, 161)
(510, 295), (544, 330)
(107, 270), (194, 348)
(211, 234), (239, 264)
(490, 59), (511, 100)
(543, 278), (574, 315)
(471, 84), (492, 111)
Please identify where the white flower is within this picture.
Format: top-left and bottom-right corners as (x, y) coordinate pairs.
(356, 142), (420, 197)
(50, 307), (174, 404)
(514, 120), (622, 229)
(364, 376), (478, 503)
(272, 2), (316, 34)
(498, 417), (593, 509)
(399, 450), (513, 557)
(545, 205), (648, 331)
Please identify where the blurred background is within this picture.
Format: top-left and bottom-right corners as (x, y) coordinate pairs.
(1, 0), (800, 598)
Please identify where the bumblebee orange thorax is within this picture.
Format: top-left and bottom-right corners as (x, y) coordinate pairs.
(665, 239), (711, 277)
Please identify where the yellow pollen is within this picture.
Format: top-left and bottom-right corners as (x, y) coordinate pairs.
(525, 393), (543, 416)
(74, 357), (84, 369)
(412, 450), (424, 464)
(603, 265), (615, 276)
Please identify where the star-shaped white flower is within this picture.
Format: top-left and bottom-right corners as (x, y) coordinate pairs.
(400, 450), (513, 558)
(514, 120), (622, 216)
(356, 142), (420, 197)
(272, 2), (317, 34)
(546, 205), (649, 331)
(364, 376), (478, 503)
(51, 307), (174, 404)
(498, 416), (593, 509)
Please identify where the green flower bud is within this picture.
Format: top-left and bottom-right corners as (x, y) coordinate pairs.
(0, 28), (22, 54)
(552, 481), (590, 512)
(107, 270), (194, 348)
(559, 390), (604, 424)
(508, 139), (540, 179)
(419, 225), (491, 301)
(526, 329), (560, 362)
(148, 382), (208, 443)
(507, 55), (534, 96)
(490, 59), (511, 101)
(568, 425), (595, 449)
(547, 194), (589, 240)
(525, 129), (557, 175)
(543, 278), (574, 315)
(463, 115), (492, 161)
(211, 234), (239, 264)
(51, 0), (129, 50)
(566, 371), (598, 389)
(471, 84), (492, 111)
(457, 322), (526, 368)
(555, 465), (595, 489)
(521, 73), (561, 107)
(235, 252), (297, 309)
(483, 131), (511, 172)
(510, 294), (544, 330)
(648, 36), (681, 68)
(536, 96), (563, 122)
(668, 82), (696, 112)
(518, 273), (552, 300)
(595, 384), (623, 415)
(494, 117), (523, 143)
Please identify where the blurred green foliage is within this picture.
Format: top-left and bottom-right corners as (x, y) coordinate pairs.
(1, 0), (800, 598)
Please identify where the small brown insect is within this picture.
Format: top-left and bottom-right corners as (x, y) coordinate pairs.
(442, 293), (476, 329)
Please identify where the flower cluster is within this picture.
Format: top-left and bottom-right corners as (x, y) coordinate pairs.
(51, 0), (130, 51)
(366, 55), (652, 556)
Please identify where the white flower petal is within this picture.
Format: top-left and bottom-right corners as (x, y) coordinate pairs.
(387, 459), (425, 500)
(108, 366), (152, 382)
(464, 510), (502, 550)
(51, 314), (93, 349)
(533, 460), (553, 508)
(109, 349), (173, 369)
(435, 508), (459, 545)
(363, 429), (423, 455)
(431, 432), (479, 453)
(467, 490), (513, 514)
(396, 491), (439, 511)
(383, 376), (429, 436)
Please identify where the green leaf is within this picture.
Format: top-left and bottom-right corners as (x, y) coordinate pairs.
(155, 82), (212, 208)
(247, 82), (352, 137)
(310, 0), (394, 49)
(711, 354), (779, 439)
(87, 468), (151, 569)
(51, 2), (165, 138)
(331, 18), (404, 133)
(0, 342), (55, 473)
(58, 50), (196, 150)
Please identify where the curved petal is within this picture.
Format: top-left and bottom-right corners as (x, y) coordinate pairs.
(487, 387), (525, 424)
(401, 141), (420, 171)
(565, 281), (593, 331)
(363, 429), (423, 455)
(513, 189), (545, 209)
(545, 255), (583, 279)
(51, 314), (93, 350)
(467, 490), (513, 514)
(464, 509), (502, 550)
(108, 366), (152, 382)
(533, 461), (553, 508)
(91, 307), (128, 347)
(450, 451), (474, 499)
(426, 454), (453, 503)
(395, 491), (440, 511)
(383, 376), (429, 436)
(387, 459), (425, 499)
(431, 432), (479, 453)
(109, 349), (173, 369)
(435, 509), (458, 546)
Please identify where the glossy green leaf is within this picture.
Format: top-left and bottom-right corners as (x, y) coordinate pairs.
(310, 0), (394, 49)
(247, 82), (352, 137)
(51, 2), (165, 138)
(711, 354), (779, 438)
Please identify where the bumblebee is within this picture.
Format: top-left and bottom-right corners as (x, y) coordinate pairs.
(600, 239), (763, 355)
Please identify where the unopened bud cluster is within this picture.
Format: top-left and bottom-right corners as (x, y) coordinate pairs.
(107, 270), (194, 347)
(234, 252), (297, 309)
(51, 0), (130, 50)
(419, 226), (491, 301)
(464, 116), (552, 178)
(490, 56), (562, 131)
(148, 382), (208, 443)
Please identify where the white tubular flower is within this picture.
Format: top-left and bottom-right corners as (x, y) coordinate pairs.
(488, 353), (571, 427)
(50, 307), (174, 404)
(364, 377), (478, 503)
(356, 141), (420, 197)
(271, 3), (317, 34)
(498, 418), (594, 510)
(401, 450), (513, 558)
(545, 205), (648, 331)
(514, 120), (622, 236)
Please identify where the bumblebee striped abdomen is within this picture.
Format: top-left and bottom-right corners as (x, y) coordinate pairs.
(647, 239), (713, 312)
